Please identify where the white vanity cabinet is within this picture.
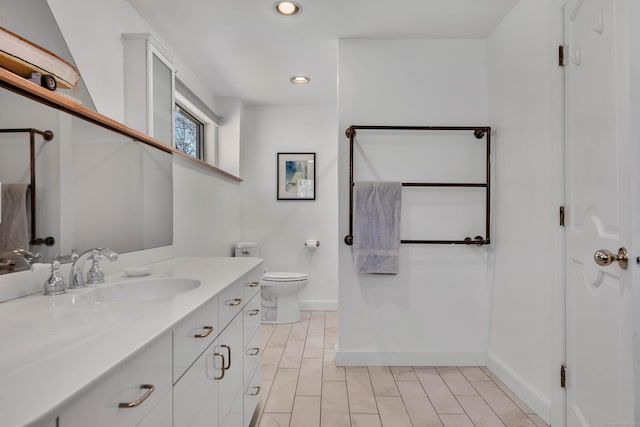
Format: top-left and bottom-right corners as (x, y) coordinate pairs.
(56, 333), (173, 427)
(174, 266), (262, 427)
(1, 259), (263, 427)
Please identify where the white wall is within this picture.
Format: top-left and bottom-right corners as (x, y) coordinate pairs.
(485, 0), (560, 422)
(218, 97), (243, 177)
(242, 105), (338, 309)
(337, 39), (491, 365)
(173, 156), (243, 257)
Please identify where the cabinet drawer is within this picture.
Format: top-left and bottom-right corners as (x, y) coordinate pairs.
(173, 296), (219, 383)
(242, 273), (260, 303)
(243, 326), (261, 386)
(243, 294), (261, 348)
(244, 364), (262, 427)
(219, 280), (244, 327)
(58, 333), (172, 427)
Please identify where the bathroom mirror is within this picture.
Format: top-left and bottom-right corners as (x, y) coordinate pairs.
(0, 85), (173, 266)
(0, 0), (174, 268)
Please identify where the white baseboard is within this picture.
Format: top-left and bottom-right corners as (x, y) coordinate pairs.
(300, 300), (338, 311)
(335, 350), (487, 367)
(486, 352), (551, 423)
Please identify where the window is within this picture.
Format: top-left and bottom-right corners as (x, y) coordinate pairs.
(175, 104), (204, 159)
(174, 89), (219, 165)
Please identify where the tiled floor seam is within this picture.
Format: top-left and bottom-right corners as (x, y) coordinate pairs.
(468, 374), (529, 426)
(455, 380), (505, 426)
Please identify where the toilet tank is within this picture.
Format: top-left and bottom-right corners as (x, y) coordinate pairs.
(235, 242), (260, 257)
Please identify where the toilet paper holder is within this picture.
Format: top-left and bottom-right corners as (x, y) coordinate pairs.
(305, 240), (320, 247)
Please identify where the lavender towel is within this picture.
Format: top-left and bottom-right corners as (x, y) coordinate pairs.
(353, 181), (402, 274)
(0, 183), (30, 252)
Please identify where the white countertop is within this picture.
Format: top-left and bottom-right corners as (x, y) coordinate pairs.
(0, 257), (262, 427)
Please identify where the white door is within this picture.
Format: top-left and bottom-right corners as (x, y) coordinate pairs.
(563, 0), (633, 426)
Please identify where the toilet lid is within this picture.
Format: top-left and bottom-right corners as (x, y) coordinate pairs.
(262, 272), (309, 282)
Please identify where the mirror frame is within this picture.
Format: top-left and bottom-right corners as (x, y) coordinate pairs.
(0, 67), (242, 182)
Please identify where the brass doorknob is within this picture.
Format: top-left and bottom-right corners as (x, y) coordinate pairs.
(594, 247), (629, 270)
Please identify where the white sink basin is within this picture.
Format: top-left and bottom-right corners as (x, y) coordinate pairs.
(84, 278), (201, 302)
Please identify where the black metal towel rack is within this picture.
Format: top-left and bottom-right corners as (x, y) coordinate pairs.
(344, 125), (491, 246)
(0, 128), (56, 246)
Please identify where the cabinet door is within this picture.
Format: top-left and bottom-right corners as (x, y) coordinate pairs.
(149, 46), (174, 145)
(217, 314), (244, 427)
(243, 327), (262, 427)
(244, 364), (262, 427)
(173, 340), (221, 427)
(138, 389), (172, 427)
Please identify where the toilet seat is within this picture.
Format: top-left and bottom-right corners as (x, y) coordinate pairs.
(262, 272), (309, 282)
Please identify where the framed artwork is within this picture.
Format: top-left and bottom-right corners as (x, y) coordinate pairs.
(277, 152), (316, 200)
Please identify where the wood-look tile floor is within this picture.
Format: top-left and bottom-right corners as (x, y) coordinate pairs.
(252, 311), (549, 427)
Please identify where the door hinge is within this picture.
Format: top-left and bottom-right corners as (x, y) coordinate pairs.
(559, 45), (565, 67)
(559, 206), (565, 226)
(560, 364), (566, 388)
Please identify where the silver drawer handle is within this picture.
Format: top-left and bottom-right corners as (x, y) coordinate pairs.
(248, 386), (261, 396)
(227, 298), (242, 307)
(247, 309), (260, 316)
(214, 352), (225, 380)
(246, 347), (260, 356)
(247, 281), (259, 287)
(118, 384), (155, 408)
(194, 326), (214, 338)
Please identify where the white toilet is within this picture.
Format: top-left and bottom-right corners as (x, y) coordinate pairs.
(234, 242), (309, 324)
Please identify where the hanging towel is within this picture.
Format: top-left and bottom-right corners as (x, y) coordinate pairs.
(0, 183), (30, 252)
(353, 181), (402, 274)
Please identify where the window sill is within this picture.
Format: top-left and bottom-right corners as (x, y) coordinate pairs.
(0, 68), (242, 183)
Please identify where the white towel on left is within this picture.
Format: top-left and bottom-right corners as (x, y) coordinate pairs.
(0, 183), (30, 252)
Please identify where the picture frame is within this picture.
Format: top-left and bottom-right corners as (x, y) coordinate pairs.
(277, 152), (316, 200)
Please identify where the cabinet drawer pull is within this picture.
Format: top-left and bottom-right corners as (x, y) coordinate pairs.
(247, 309), (260, 316)
(246, 347), (260, 356)
(194, 326), (214, 338)
(247, 281), (259, 288)
(227, 298), (242, 307)
(214, 352), (226, 380)
(248, 386), (261, 396)
(221, 344), (231, 369)
(118, 384), (155, 408)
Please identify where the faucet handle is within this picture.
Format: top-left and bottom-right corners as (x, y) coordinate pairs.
(43, 257), (67, 296)
(86, 255), (106, 285)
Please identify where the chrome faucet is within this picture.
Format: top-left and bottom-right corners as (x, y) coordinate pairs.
(68, 248), (118, 289)
(0, 249), (39, 275)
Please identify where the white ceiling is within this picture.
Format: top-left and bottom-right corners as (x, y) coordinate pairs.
(127, 0), (519, 106)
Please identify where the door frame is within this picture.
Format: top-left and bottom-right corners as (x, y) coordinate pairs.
(552, 2), (567, 426)
(631, 0), (640, 422)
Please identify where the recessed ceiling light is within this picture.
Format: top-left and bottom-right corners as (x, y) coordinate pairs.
(290, 75), (310, 84)
(274, 1), (301, 16)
